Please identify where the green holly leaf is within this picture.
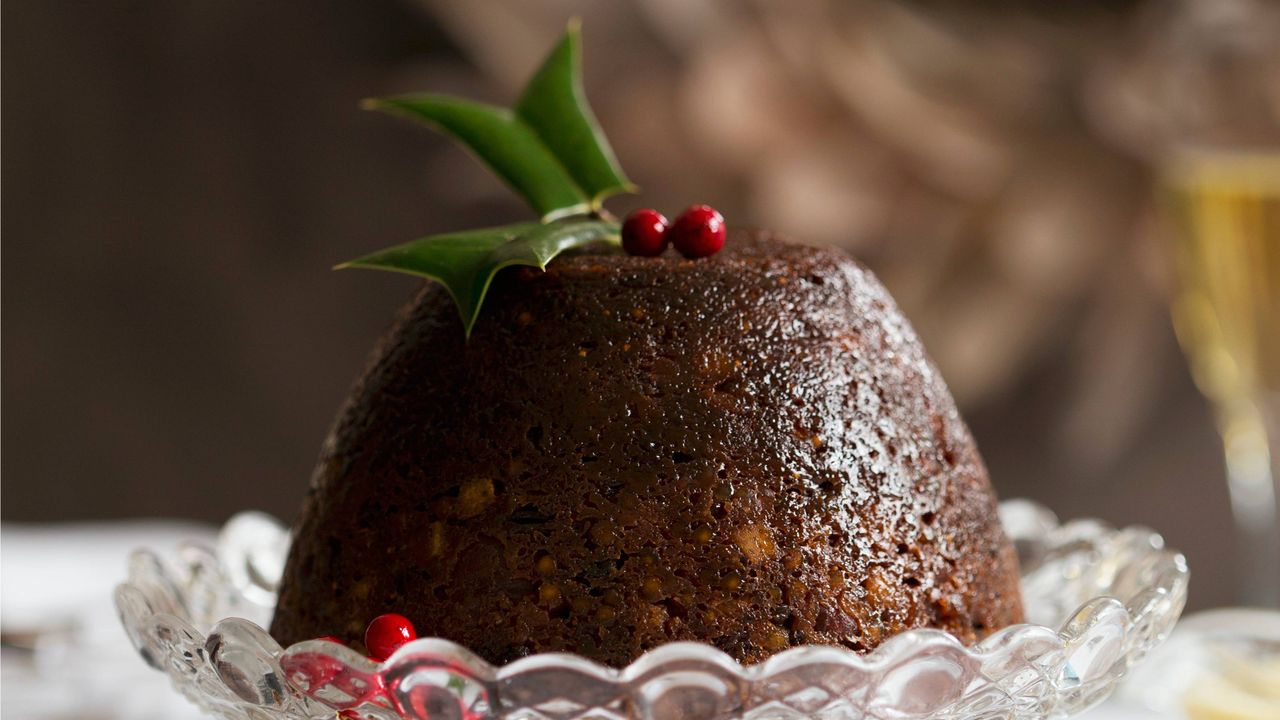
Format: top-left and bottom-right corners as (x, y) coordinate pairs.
(515, 19), (635, 207)
(362, 21), (633, 219)
(347, 22), (632, 336)
(365, 96), (591, 221)
(337, 218), (618, 337)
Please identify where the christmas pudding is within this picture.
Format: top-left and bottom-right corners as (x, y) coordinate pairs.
(268, 23), (1022, 667)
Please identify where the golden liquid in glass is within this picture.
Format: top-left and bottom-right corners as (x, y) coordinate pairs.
(1166, 151), (1280, 408)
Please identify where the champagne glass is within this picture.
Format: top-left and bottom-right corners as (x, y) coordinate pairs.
(1163, 149), (1280, 607)
(1110, 0), (1280, 608)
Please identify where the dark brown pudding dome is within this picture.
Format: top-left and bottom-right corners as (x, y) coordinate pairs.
(270, 229), (1022, 667)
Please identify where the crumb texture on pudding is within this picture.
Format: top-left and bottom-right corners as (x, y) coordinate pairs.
(270, 229), (1023, 667)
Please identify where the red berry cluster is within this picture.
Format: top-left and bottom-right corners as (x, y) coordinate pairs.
(622, 204), (725, 259)
(315, 613), (418, 662)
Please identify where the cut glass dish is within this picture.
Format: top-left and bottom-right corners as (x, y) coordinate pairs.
(114, 500), (1188, 719)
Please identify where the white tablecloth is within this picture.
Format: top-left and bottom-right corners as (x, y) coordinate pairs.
(2, 522), (212, 720)
(0, 522), (1171, 719)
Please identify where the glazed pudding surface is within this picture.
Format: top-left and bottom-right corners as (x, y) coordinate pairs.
(270, 230), (1023, 666)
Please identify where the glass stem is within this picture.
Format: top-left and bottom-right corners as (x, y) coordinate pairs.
(1218, 399), (1280, 607)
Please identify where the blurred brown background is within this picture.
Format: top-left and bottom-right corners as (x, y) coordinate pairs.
(0, 1), (1257, 612)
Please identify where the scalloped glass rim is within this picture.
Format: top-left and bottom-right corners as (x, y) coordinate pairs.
(114, 500), (1189, 719)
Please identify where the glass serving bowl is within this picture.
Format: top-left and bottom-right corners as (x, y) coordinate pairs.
(114, 500), (1188, 720)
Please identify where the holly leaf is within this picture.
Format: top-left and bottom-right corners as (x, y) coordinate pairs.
(515, 19), (635, 207)
(362, 21), (633, 220)
(348, 23), (632, 335)
(364, 96), (590, 221)
(337, 218), (618, 337)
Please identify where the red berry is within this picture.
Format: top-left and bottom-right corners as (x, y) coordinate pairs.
(365, 613), (416, 660)
(622, 208), (669, 256)
(317, 635), (345, 645)
(670, 205), (725, 258)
